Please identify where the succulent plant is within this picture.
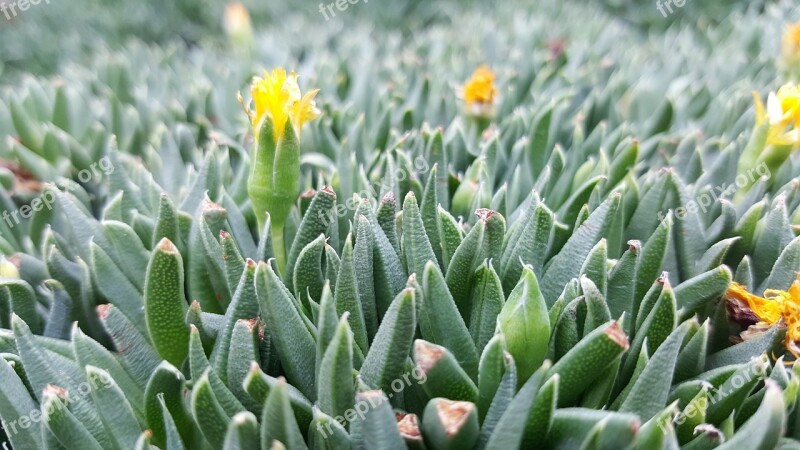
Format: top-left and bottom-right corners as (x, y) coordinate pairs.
(0, 0), (800, 449)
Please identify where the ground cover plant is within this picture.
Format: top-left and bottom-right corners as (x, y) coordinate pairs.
(0, 0), (800, 448)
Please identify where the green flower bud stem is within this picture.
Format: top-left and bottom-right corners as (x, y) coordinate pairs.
(249, 117), (299, 273)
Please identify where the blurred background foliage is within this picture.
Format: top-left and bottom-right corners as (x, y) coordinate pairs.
(0, 0), (785, 78)
(0, 0), (443, 76)
(0, 0), (798, 185)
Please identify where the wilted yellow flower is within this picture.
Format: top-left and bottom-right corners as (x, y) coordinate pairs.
(463, 66), (497, 114)
(783, 23), (800, 59)
(753, 83), (800, 147)
(726, 278), (800, 356)
(240, 68), (321, 142)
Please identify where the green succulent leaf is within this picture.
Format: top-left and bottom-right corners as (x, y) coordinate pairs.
(497, 265), (550, 385)
(255, 260), (317, 400)
(144, 238), (190, 367)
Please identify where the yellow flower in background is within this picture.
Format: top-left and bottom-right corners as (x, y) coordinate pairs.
(783, 23), (800, 60)
(224, 2), (254, 54)
(753, 83), (800, 147)
(224, 2), (252, 37)
(725, 278), (800, 357)
(781, 23), (800, 82)
(464, 66), (497, 105)
(240, 68), (321, 142)
(463, 65), (497, 109)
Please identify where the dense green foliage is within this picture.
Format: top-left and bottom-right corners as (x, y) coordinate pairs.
(0, 0), (799, 448)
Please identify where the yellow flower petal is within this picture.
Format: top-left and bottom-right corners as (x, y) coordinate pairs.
(463, 65), (497, 106)
(291, 89), (321, 133)
(767, 92), (785, 125)
(727, 277), (800, 357)
(242, 68), (319, 142)
(753, 91), (766, 125)
(754, 83), (800, 148)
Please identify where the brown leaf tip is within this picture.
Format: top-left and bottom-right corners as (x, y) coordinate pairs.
(200, 198), (226, 215)
(693, 424), (722, 441)
(414, 340), (443, 374)
(241, 318), (260, 331)
(157, 237), (178, 253)
(629, 418), (641, 435)
(397, 413), (421, 439)
(257, 321), (266, 341)
(475, 208), (495, 221)
(44, 384), (68, 399)
(436, 399), (475, 436)
(605, 321), (629, 350)
(626, 240), (641, 253)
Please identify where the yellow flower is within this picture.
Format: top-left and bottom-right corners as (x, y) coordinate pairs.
(224, 2), (252, 37)
(463, 66), (497, 110)
(783, 22), (800, 60)
(776, 84), (800, 128)
(224, 1), (254, 55)
(240, 68), (321, 142)
(753, 83), (800, 147)
(725, 277), (800, 356)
